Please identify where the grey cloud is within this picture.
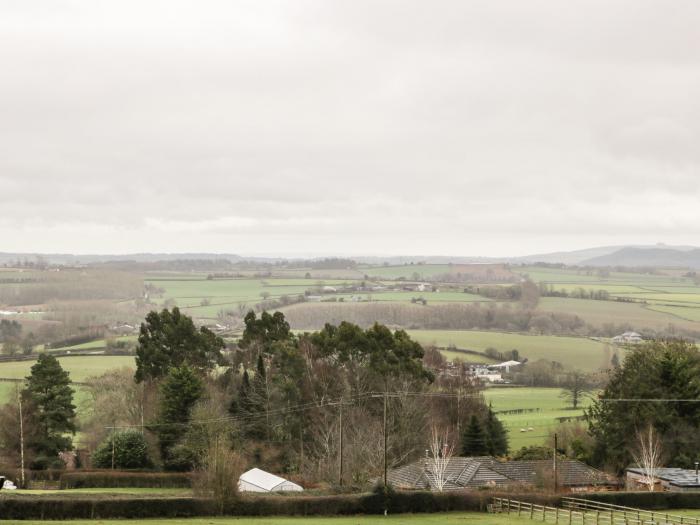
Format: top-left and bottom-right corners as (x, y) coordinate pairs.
(1, 0), (699, 256)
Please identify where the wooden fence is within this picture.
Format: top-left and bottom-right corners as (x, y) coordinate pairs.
(491, 497), (700, 525)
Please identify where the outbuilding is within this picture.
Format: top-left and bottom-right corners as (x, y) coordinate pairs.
(238, 468), (303, 493)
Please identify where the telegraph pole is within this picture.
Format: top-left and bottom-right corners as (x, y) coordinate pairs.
(553, 433), (558, 493)
(383, 391), (388, 488)
(338, 399), (344, 486)
(17, 386), (25, 488)
(111, 423), (116, 470)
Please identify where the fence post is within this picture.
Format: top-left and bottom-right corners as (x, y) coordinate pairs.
(556, 507), (560, 524)
(507, 498), (511, 514)
(530, 503), (535, 519)
(543, 505), (546, 522)
(518, 500), (522, 516)
(596, 510), (600, 525)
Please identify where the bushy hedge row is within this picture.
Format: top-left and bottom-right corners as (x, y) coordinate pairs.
(582, 491), (700, 510)
(59, 471), (192, 489)
(0, 490), (561, 520)
(0, 497), (210, 520)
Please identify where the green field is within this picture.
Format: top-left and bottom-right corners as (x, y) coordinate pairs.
(536, 297), (700, 332)
(361, 264), (452, 279)
(408, 330), (610, 372)
(647, 304), (700, 322)
(484, 387), (591, 450)
(0, 512), (526, 525)
(0, 356), (134, 382)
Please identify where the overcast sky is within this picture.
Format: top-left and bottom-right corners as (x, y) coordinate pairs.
(1, 1), (699, 257)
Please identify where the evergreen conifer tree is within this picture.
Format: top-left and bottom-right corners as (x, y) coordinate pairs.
(484, 406), (508, 456)
(24, 354), (76, 460)
(155, 365), (204, 465)
(461, 414), (488, 456)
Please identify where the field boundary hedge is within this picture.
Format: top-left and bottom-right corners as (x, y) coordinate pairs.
(0, 490), (560, 520)
(581, 491), (700, 510)
(4, 489), (698, 520)
(59, 471), (192, 489)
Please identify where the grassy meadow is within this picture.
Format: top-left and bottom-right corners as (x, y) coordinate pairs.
(408, 330), (611, 372)
(0, 356), (134, 382)
(484, 387), (591, 450)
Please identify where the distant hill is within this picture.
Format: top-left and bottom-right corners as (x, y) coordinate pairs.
(581, 247), (700, 268)
(511, 246), (627, 265)
(2, 244), (700, 269)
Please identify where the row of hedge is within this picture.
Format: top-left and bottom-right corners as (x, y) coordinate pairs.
(0, 490), (561, 520)
(59, 471), (193, 489)
(584, 491), (700, 510)
(3, 488), (700, 520)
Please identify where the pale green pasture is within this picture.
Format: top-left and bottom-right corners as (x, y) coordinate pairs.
(361, 264), (452, 279)
(485, 387), (591, 450)
(344, 292), (490, 303)
(0, 356), (134, 382)
(613, 292), (700, 305)
(408, 330), (609, 371)
(543, 284), (647, 294)
(536, 297), (700, 332)
(647, 304), (700, 322)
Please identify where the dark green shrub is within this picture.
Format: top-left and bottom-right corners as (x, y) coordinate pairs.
(92, 430), (153, 469)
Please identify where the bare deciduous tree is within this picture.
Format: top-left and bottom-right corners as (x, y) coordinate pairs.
(427, 425), (455, 492)
(631, 425), (663, 492)
(196, 438), (245, 514)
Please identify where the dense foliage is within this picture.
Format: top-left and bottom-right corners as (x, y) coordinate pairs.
(92, 430), (153, 469)
(23, 354), (76, 466)
(587, 340), (700, 472)
(135, 307), (225, 382)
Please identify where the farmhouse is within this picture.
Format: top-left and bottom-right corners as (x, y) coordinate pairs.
(612, 331), (643, 344)
(238, 468), (303, 493)
(626, 467), (700, 492)
(386, 457), (618, 492)
(490, 360), (522, 373)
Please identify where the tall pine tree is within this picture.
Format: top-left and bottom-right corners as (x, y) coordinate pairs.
(24, 354), (76, 461)
(155, 365), (204, 467)
(461, 415), (488, 456)
(484, 406), (509, 456)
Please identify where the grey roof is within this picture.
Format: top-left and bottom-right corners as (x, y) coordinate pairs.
(387, 456), (618, 491)
(387, 457), (510, 491)
(627, 467), (700, 487)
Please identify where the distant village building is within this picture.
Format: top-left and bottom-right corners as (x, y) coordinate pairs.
(626, 467), (700, 492)
(238, 468), (303, 493)
(612, 331), (643, 345)
(490, 360), (522, 373)
(386, 457), (618, 492)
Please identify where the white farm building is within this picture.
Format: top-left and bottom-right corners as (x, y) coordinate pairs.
(238, 468), (303, 493)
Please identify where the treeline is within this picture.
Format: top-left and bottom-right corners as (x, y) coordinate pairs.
(281, 302), (586, 334)
(538, 284), (610, 301)
(0, 308), (508, 490)
(280, 302), (700, 340)
(0, 269), (143, 306)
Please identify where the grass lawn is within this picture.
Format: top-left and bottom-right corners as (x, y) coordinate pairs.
(0, 512), (529, 525)
(484, 387), (592, 450)
(408, 330), (608, 372)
